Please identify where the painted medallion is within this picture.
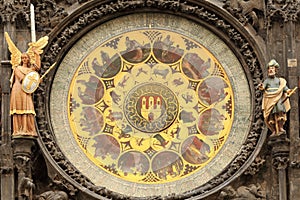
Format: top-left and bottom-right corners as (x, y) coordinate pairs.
(68, 29), (234, 184)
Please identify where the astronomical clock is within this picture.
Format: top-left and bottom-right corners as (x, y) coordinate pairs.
(39, 3), (264, 199)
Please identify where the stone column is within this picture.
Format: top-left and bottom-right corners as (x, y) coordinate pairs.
(268, 135), (290, 200)
(12, 137), (36, 200)
(0, 60), (14, 200)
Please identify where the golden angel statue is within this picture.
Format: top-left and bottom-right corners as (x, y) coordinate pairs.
(5, 32), (48, 137)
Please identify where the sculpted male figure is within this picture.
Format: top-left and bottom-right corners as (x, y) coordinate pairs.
(259, 59), (293, 137)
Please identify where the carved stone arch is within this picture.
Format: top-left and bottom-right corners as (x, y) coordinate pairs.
(36, 1), (268, 199)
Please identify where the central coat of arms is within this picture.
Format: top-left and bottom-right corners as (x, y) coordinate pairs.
(124, 83), (178, 133)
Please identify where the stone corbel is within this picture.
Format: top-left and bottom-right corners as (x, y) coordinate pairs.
(268, 135), (290, 170)
(12, 138), (36, 174)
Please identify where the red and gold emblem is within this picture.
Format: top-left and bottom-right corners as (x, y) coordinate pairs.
(124, 83), (178, 133)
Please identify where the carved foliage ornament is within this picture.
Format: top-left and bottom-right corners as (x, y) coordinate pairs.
(266, 0), (300, 27)
(0, 0), (30, 23)
(37, 0), (265, 199)
(33, 0), (68, 31)
(223, 0), (300, 29)
(0, 0), (73, 29)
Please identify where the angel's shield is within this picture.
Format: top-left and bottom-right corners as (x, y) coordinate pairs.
(22, 71), (40, 94)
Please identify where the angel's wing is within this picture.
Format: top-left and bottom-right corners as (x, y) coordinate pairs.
(27, 35), (49, 64)
(4, 32), (22, 69)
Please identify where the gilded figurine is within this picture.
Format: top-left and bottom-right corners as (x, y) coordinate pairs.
(5, 32), (49, 137)
(259, 59), (297, 137)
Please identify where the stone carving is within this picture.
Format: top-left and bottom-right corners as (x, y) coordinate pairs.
(12, 138), (37, 200)
(14, 155), (31, 175)
(268, 135), (290, 170)
(290, 161), (300, 168)
(273, 156), (289, 170)
(34, 0), (68, 32)
(51, 174), (78, 197)
(223, 0), (300, 28)
(0, 1), (30, 23)
(244, 156), (266, 176)
(223, 0), (265, 28)
(18, 177), (35, 200)
(218, 184), (266, 199)
(266, 0), (300, 28)
(14, 155), (34, 199)
(36, 190), (68, 200)
(0, 166), (12, 174)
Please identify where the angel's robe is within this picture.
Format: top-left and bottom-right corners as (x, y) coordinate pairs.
(10, 65), (37, 137)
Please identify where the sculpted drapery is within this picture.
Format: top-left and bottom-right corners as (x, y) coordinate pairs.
(259, 59), (292, 136)
(5, 32), (48, 137)
(10, 52), (40, 136)
(261, 77), (290, 133)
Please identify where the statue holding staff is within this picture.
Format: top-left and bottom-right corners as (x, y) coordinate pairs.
(259, 59), (297, 137)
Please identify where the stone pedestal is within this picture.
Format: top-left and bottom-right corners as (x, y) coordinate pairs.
(268, 134), (290, 200)
(12, 137), (37, 200)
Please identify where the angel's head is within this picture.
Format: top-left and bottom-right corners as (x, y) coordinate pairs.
(20, 53), (31, 67)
